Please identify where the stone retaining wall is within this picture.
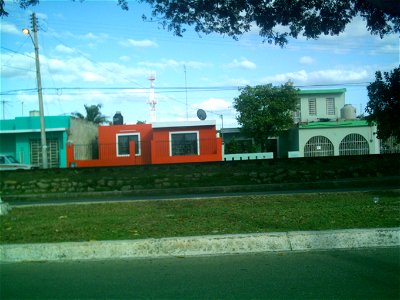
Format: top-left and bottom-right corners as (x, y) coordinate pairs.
(1, 154), (399, 199)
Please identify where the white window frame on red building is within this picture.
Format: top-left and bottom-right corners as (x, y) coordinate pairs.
(116, 132), (141, 157)
(169, 131), (200, 157)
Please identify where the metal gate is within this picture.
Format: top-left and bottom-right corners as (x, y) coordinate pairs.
(30, 139), (60, 168)
(304, 136), (334, 157)
(339, 134), (369, 156)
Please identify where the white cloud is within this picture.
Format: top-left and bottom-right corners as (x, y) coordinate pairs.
(369, 44), (399, 55)
(0, 52), (36, 79)
(2, 50), (151, 85)
(119, 56), (131, 62)
(262, 70), (308, 83)
(299, 56), (314, 65)
(261, 68), (371, 85)
(193, 98), (232, 111)
(138, 59), (211, 70)
(55, 44), (75, 54)
(35, 12), (48, 21)
(227, 58), (257, 69)
(81, 72), (108, 82)
(60, 31), (108, 42)
(84, 33), (99, 40)
(120, 39), (158, 48)
(13, 88), (149, 111)
(47, 58), (67, 71)
(223, 77), (251, 86)
(311, 69), (368, 82)
(185, 60), (213, 69)
(0, 22), (20, 35)
(335, 17), (373, 39)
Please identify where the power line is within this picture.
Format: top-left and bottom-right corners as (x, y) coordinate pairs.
(1, 65), (35, 72)
(0, 82), (371, 96)
(0, 82), (370, 95)
(0, 46), (35, 60)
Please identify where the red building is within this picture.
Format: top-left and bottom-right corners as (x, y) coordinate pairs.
(67, 120), (222, 167)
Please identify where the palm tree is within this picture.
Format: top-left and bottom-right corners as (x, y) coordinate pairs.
(72, 104), (109, 125)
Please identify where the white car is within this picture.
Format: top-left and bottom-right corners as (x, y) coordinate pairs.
(0, 155), (37, 171)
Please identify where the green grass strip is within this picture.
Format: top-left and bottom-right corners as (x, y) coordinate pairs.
(1, 191), (399, 244)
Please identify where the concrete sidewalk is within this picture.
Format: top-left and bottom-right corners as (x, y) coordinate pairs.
(1, 227), (399, 263)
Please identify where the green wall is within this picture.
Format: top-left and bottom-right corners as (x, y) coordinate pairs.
(0, 134), (16, 157)
(0, 116), (71, 166)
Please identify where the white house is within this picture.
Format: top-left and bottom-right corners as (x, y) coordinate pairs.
(297, 120), (379, 157)
(223, 88), (384, 159)
(296, 88), (346, 123)
(279, 88), (380, 158)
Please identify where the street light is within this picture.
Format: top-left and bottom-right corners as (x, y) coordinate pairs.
(22, 13), (48, 169)
(22, 28), (30, 36)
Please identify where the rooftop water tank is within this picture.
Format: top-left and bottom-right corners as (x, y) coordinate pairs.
(340, 104), (356, 120)
(29, 110), (40, 116)
(113, 111), (123, 125)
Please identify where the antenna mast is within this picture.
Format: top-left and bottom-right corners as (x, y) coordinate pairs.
(148, 73), (157, 122)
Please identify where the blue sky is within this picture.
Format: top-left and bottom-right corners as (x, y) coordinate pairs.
(1, 0), (399, 128)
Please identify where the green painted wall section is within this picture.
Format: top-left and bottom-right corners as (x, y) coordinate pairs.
(0, 120), (15, 131)
(298, 88), (347, 95)
(0, 116), (71, 167)
(299, 120), (369, 128)
(0, 135), (16, 157)
(0, 116), (70, 131)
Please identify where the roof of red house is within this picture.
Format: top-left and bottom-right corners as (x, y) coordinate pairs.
(152, 120), (216, 128)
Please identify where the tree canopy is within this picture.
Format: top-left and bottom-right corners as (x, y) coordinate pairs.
(365, 66), (400, 144)
(233, 83), (299, 151)
(71, 104), (109, 125)
(2, 0), (399, 46)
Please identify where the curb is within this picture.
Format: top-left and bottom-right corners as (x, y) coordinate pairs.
(1, 228), (399, 263)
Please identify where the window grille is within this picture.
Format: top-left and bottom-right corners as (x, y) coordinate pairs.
(308, 98), (316, 115)
(326, 98), (335, 115)
(304, 136), (334, 157)
(30, 139), (59, 168)
(339, 134), (369, 155)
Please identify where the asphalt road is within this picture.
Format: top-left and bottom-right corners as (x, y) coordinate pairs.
(1, 247), (399, 299)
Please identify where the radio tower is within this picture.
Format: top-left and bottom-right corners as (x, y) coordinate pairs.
(148, 73), (157, 122)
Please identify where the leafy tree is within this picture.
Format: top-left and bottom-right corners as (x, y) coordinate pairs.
(224, 138), (239, 155)
(365, 66), (400, 144)
(140, 0), (400, 46)
(233, 82), (299, 151)
(71, 104), (109, 125)
(2, 1), (399, 46)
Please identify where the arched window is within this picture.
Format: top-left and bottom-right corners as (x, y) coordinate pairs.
(339, 134), (369, 156)
(304, 136), (334, 157)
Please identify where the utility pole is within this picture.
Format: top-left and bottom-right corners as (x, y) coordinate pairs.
(23, 13), (48, 169)
(184, 65), (188, 120)
(1, 100), (6, 119)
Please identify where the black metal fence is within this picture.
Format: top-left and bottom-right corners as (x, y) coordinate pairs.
(72, 138), (220, 161)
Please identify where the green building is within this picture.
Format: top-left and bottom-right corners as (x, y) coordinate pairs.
(0, 113), (97, 168)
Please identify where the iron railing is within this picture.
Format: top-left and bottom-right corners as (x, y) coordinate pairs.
(72, 138), (220, 161)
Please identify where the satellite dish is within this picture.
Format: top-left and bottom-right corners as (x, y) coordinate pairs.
(197, 109), (207, 120)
